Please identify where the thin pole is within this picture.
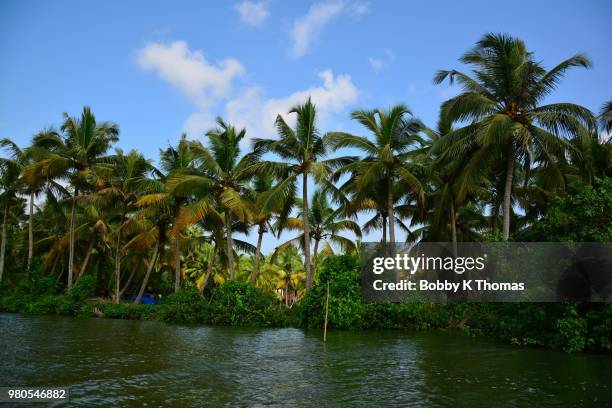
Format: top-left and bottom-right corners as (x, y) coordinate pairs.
(323, 282), (330, 342)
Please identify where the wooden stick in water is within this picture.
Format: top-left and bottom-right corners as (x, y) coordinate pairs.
(323, 282), (329, 342)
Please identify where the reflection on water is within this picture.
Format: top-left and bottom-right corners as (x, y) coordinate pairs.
(0, 313), (610, 407)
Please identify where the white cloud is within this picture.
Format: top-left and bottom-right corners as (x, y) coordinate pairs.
(233, 1), (270, 26)
(290, 1), (345, 58)
(137, 40), (359, 141)
(369, 58), (384, 72)
(226, 70), (359, 140)
(290, 1), (370, 58)
(137, 41), (245, 108)
(368, 49), (394, 73)
(349, 1), (370, 15)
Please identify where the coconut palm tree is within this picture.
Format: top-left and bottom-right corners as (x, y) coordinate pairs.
(599, 100), (612, 134)
(276, 189), (361, 272)
(136, 135), (196, 293)
(169, 118), (257, 281)
(25, 106), (118, 287)
(432, 33), (595, 240)
(89, 149), (153, 302)
(0, 152), (22, 282)
(253, 98), (347, 289)
(125, 206), (168, 304)
(0, 138), (37, 268)
(331, 105), (425, 245)
(248, 174), (293, 284)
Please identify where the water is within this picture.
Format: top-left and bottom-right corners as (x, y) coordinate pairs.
(0, 313), (610, 407)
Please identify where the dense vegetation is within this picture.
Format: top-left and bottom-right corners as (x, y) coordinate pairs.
(1, 34), (611, 352)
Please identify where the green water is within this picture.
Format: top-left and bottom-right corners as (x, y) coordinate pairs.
(0, 313), (610, 407)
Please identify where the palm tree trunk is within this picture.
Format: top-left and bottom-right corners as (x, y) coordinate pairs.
(382, 213), (387, 246)
(200, 244), (217, 293)
(450, 196), (458, 257)
(174, 234), (181, 292)
(68, 191), (77, 289)
(114, 226), (122, 303)
(502, 144), (515, 241)
(134, 244), (159, 304)
(387, 179), (395, 244)
(492, 204), (499, 233)
(302, 172), (312, 289)
(226, 209), (235, 281)
(119, 259), (139, 298)
(28, 190), (34, 268)
(249, 223), (265, 284)
(313, 238), (320, 272)
(0, 205), (8, 283)
(77, 239), (95, 280)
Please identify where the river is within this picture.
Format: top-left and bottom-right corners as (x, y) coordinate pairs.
(0, 313), (610, 406)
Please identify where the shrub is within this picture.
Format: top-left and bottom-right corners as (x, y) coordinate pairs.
(84, 302), (160, 320)
(297, 254), (365, 329)
(158, 290), (208, 324)
(69, 275), (97, 301)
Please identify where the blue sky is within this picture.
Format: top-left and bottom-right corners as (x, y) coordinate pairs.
(1, 0), (611, 253)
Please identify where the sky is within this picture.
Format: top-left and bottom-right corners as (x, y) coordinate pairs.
(1, 0), (611, 253)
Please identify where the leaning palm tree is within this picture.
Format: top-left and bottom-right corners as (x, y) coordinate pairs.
(25, 107), (118, 287)
(248, 174), (293, 284)
(331, 105), (425, 245)
(88, 149), (153, 302)
(136, 135), (196, 292)
(253, 98), (347, 289)
(276, 189), (361, 271)
(432, 33), (595, 240)
(169, 118), (257, 281)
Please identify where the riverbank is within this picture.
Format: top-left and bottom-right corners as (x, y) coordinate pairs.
(1, 255), (610, 353)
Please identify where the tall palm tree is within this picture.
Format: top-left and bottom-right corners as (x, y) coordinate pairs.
(0, 138), (38, 268)
(169, 118), (257, 281)
(253, 98), (345, 289)
(26, 106), (118, 287)
(248, 174), (293, 284)
(125, 205), (168, 304)
(0, 152), (22, 282)
(331, 105), (425, 245)
(276, 189), (361, 271)
(433, 33), (595, 240)
(136, 135), (195, 293)
(89, 149), (152, 302)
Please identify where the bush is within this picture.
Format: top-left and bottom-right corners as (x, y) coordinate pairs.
(27, 258), (59, 297)
(159, 284), (289, 327)
(527, 177), (612, 242)
(297, 255), (451, 330)
(84, 302), (160, 320)
(297, 254), (364, 329)
(212, 282), (289, 327)
(158, 290), (208, 324)
(69, 275), (97, 301)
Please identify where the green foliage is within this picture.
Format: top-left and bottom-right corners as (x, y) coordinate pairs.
(27, 258), (59, 296)
(157, 290), (208, 324)
(159, 283), (289, 327)
(297, 255), (452, 330)
(68, 275), (97, 301)
(84, 302), (159, 320)
(297, 254), (363, 329)
(461, 303), (612, 352)
(296, 255), (611, 353)
(530, 178), (612, 242)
